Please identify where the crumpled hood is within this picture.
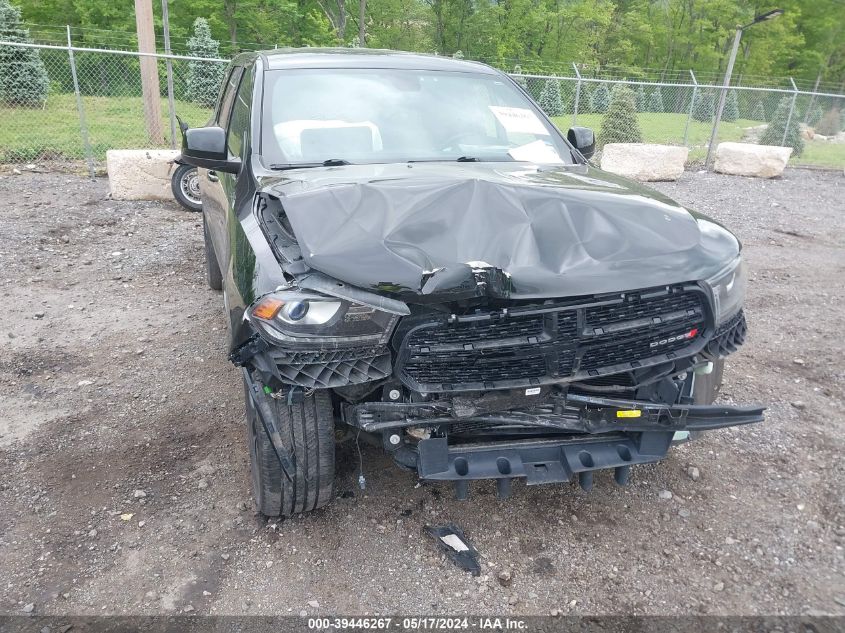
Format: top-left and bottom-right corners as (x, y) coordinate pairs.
(261, 162), (739, 300)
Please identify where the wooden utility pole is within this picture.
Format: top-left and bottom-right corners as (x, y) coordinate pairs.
(134, 0), (164, 144)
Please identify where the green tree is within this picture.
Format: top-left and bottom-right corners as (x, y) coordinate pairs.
(512, 64), (527, 90)
(600, 84), (642, 146)
(805, 104), (823, 127)
(722, 90), (739, 122)
(647, 87), (664, 113)
(752, 101), (766, 121)
(692, 91), (714, 122)
(760, 96), (804, 156)
(635, 85), (646, 112)
(186, 18), (226, 108)
(0, 0), (48, 107)
(590, 83), (610, 114)
(815, 108), (840, 136)
(537, 77), (563, 116)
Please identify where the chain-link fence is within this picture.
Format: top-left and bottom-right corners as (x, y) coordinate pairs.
(1, 38), (843, 173)
(516, 72), (845, 169)
(0, 38), (226, 172)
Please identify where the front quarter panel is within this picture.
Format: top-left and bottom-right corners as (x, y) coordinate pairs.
(224, 174), (289, 351)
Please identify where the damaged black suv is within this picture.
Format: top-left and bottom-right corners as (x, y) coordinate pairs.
(179, 49), (760, 517)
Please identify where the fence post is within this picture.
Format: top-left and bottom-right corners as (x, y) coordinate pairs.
(782, 77), (798, 146)
(572, 62), (581, 126)
(161, 0), (178, 149)
(682, 70), (698, 148)
(66, 26), (95, 179)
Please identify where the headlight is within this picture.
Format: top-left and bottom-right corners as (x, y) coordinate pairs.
(248, 291), (398, 344)
(705, 257), (747, 325)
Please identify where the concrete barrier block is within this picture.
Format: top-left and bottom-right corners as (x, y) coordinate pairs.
(600, 143), (688, 181)
(713, 142), (792, 178)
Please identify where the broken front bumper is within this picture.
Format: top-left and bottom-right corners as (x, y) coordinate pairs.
(416, 432), (671, 499)
(349, 393), (765, 435)
(349, 395), (764, 498)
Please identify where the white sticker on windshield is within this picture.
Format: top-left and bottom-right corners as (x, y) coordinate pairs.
(489, 106), (549, 136)
(508, 140), (564, 164)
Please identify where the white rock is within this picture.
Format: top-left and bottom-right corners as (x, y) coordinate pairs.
(106, 149), (180, 201)
(600, 143), (688, 181)
(658, 490), (673, 500)
(713, 142), (792, 178)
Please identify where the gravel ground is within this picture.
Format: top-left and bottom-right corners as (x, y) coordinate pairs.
(0, 168), (843, 617)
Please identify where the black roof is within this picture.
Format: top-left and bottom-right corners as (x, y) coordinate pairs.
(252, 48), (499, 74)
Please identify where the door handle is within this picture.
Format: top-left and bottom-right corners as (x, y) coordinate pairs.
(207, 170), (219, 182)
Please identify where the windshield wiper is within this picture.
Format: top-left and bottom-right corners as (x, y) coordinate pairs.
(408, 156), (489, 164)
(268, 158), (352, 170)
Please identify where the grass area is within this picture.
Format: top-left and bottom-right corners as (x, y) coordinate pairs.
(0, 92), (212, 162)
(551, 111), (844, 168)
(0, 94), (841, 168)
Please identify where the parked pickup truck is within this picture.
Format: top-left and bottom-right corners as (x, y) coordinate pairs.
(178, 49), (761, 517)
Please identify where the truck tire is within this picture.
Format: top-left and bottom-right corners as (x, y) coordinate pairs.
(244, 376), (335, 517)
(693, 358), (725, 405)
(203, 212), (223, 291)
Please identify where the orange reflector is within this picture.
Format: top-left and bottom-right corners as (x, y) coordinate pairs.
(252, 296), (284, 320)
(616, 410), (642, 418)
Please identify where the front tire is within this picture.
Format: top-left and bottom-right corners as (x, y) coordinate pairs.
(244, 375), (335, 517)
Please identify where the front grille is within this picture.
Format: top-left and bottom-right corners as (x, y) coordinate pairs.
(409, 312), (545, 348)
(396, 285), (711, 392)
(402, 350), (548, 386)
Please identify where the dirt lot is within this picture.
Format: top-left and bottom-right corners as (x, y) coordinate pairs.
(1, 168), (843, 617)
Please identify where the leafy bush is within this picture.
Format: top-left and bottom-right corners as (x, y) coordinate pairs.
(692, 91), (714, 122)
(590, 84), (610, 113)
(186, 18), (226, 108)
(722, 90), (739, 122)
(815, 108), (841, 136)
(537, 78), (564, 116)
(599, 84), (642, 146)
(752, 101), (766, 121)
(0, 0), (49, 107)
(760, 96), (804, 156)
(647, 88), (664, 113)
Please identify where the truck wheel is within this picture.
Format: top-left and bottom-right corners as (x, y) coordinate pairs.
(203, 212), (223, 291)
(171, 164), (203, 212)
(244, 377), (335, 517)
(693, 358), (725, 405)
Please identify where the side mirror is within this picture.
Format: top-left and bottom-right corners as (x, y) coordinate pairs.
(567, 126), (595, 160)
(179, 126), (241, 174)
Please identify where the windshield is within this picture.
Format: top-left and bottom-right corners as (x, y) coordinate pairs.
(260, 68), (573, 167)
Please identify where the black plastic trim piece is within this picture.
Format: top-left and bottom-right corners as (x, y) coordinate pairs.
(415, 432), (674, 485)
